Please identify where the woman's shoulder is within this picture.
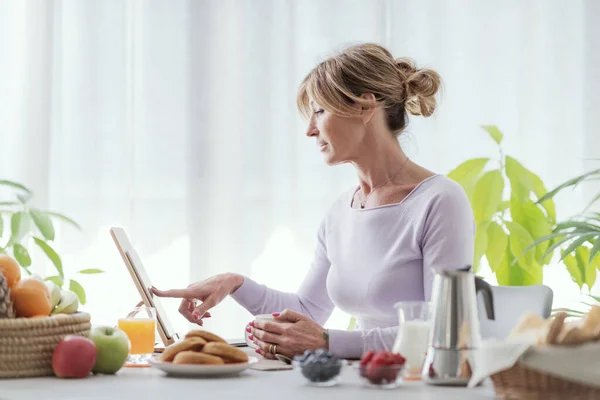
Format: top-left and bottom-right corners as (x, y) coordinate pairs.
(413, 174), (469, 202)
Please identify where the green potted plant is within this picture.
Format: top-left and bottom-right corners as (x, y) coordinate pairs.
(0, 180), (103, 304)
(525, 166), (600, 293)
(447, 126), (557, 285)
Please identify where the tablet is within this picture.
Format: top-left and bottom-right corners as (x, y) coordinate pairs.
(110, 227), (248, 348)
(110, 227), (179, 348)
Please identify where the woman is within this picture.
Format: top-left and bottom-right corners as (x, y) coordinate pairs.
(152, 43), (474, 360)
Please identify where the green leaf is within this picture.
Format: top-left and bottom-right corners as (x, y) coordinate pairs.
(591, 239), (600, 266)
(497, 201), (510, 212)
(576, 247), (596, 290)
(29, 208), (55, 241)
(0, 180), (32, 193)
(495, 244), (514, 286)
(560, 235), (599, 262)
(32, 237), (63, 278)
(505, 156), (530, 203)
(471, 170), (504, 224)
(481, 125), (504, 145)
(537, 233), (584, 263)
(0, 214), (3, 237)
(78, 268), (104, 274)
(510, 199), (553, 263)
(589, 294), (600, 304)
(45, 212), (82, 230)
(583, 192), (600, 213)
(524, 262), (543, 285)
(69, 279), (86, 305)
(447, 158), (490, 199)
(555, 221), (600, 232)
(495, 240), (541, 285)
(44, 275), (64, 288)
(486, 222), (507, 272)
(504, 157), (555, 223)
(537, 168), (600, 204)
(10, 212), (30, 242)
(527, 171), (556, 224)
(473, 222), (489, 273)
(506, 221), (535, 269)
(0, 201), (19, 206)
(12, 243), (31, 267)
(564, 253), (583, 290)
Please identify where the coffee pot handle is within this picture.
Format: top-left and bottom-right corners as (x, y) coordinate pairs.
(475, 278), (495, 320)
(456, 265), (495, 320)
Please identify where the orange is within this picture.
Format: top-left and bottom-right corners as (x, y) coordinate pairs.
(0, 254), (21, 289)
(11, 278), (52, 318)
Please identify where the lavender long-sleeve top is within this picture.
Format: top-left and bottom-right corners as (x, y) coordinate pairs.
(231, 175), (475, 359)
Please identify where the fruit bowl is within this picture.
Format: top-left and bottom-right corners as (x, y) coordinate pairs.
(356, 363), (405, 389)
(356, 350), (406, 389)
(292, 349), (344, 387)
(0, 312), (92, 378)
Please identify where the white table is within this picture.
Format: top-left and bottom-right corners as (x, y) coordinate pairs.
(0, 366), (497, 400)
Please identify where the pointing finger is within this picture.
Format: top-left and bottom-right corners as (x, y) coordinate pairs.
(151, 286), (192, 299)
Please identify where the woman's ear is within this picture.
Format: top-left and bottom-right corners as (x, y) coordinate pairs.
(360, 93), (377, 124)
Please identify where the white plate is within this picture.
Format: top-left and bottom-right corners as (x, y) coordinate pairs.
(149, 356), (259, 378)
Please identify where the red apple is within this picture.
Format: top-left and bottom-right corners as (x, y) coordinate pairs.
(52, 335), (98, 378)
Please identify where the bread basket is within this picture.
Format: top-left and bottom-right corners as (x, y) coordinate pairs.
(0, 312), (91, 378)
(490, 362), (600, 400)
(470, 308), (600, 400)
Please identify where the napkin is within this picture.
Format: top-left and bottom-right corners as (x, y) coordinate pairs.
(241, 347), (293, 371)
(468, 339), (600, 388)
(249, 358), (293, 371)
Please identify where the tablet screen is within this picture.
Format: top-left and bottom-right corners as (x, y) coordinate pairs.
(110, 227), (177, 345)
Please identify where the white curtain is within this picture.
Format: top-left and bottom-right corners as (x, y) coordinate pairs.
(0, 0), (598, 340)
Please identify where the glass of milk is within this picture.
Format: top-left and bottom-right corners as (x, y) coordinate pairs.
(392, 301), (432, 380)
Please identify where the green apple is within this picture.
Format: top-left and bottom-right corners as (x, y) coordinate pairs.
(89, 326), (131, 374)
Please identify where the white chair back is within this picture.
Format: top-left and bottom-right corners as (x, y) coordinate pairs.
(477, 284), (553, 340)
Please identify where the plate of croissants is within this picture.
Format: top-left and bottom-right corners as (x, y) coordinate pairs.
(149, 329), (258, 377)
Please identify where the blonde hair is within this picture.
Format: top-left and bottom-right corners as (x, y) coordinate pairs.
(297, 43), (441, 136)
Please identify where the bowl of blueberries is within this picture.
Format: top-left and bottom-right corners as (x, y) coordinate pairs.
(292, 349), (344, 387)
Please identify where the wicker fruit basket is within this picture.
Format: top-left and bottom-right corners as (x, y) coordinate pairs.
(0, 312), (91, 378)
(490, 362), (600, 400)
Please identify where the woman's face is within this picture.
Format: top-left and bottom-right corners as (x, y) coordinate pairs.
(305, 102), (365, 165)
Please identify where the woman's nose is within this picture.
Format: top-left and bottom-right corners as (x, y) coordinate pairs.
(305, 121), (318, 137)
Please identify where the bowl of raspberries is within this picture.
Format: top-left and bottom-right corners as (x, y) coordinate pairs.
(357, 350), (407, 389)
(292, 349), (344, 387)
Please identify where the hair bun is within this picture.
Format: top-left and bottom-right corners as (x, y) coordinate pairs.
(394, 58), (441, 117)
(394, 57), (418, 78)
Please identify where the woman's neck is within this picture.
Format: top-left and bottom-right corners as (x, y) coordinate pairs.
(351, 134), (411, 195)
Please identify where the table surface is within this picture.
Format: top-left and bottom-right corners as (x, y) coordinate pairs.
(0, 362), (498, 400)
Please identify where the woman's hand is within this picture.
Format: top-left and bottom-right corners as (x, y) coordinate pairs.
(151, 273), (244, 326)
(249, 309), (328, 360)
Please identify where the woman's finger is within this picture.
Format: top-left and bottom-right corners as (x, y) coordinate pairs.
(191, 296), (218, 320)
(178, 299), (200, 324)
(151, 286), (193, 299)
(253, 337), (279, 357)
(253, 320), (286, 334)
(274, 309), (306, 323)
(251, 327), (283, 344)
(254, 348), (277, 360)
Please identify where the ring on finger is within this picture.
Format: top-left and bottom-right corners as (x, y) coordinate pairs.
(268, 343), (277, 354)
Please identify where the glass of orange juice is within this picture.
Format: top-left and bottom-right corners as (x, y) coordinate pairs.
(118, 306), (156, 366)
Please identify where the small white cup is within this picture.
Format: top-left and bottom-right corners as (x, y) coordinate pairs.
(245, 314), (274, 349)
